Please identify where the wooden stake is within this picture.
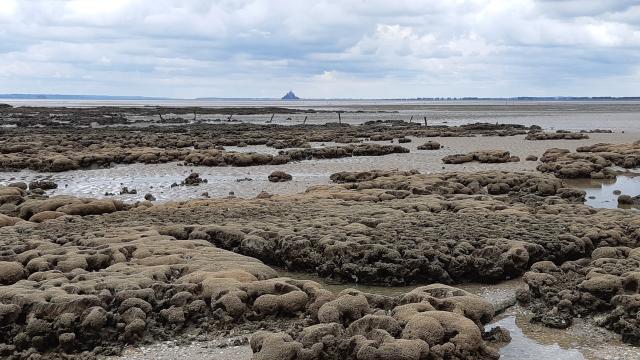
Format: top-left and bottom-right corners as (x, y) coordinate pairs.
(424, 117), (427, 127)
(338, 112), (342, 124)
(409, 115), (413, 123)
(303, 116), (308, 124)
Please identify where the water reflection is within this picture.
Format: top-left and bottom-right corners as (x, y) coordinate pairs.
(488, 314), (583, 360)
(565, 175), (640, 210)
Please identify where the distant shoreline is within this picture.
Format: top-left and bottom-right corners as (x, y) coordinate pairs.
(1, 94), (639, 101)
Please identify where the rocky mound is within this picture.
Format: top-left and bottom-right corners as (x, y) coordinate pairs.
(0, 185), (128, 223)
(265, 138), (310, 149)
(283, 144), (410, 161)
(525, 132), (589, 140)
(330, 171), (584, 200)
(580, 129), (613, 134)
(136, 172), (638, 288)
(442, 150), (519, 164)
(251, 284), (500, 360)
(618, 194), (640, 205)
(0, 169), (639, 357)
(518, 245), (640, 344)
(330, 169), (420, 184)
(0, 223), (276, 359)
(536, 148), (615, 179)
(0, 120), (538, 172)
(535, 142), (640, 179)
(0, 200), (509, 359)
(268, 171), (292, 182)
(28, 180), (58, 191)
(0, 142), (409, 172)
(576, 141), (640, 169)
(417, 141), (441, 150)
(181, 173), (207, 186)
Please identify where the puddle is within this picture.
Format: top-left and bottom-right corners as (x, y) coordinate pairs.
(489, 313), (582, 360)
(488, 306), (639, 360)
(276, 268), (640, 360)
(566, 175), (640, 210)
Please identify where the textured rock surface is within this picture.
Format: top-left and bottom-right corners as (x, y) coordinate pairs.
(0, 122), (532, 172)
(251, 284), (500, 360)
(525, 132), (589, 141)
(537, 141), (640, 179)
(417, 141), (441, 150)
(0, 169), (639, 357)
(519, 245), (640, 344)
(267, 171), (292, 183)
(442, 150), (517, 164)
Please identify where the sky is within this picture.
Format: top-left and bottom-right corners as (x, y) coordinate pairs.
(0, 0), (639, 99)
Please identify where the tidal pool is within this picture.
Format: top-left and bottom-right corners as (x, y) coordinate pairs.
(566, 175), (640, 210)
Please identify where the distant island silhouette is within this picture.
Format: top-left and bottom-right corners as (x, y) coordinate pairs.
(1, 93), (638, 101)
(281, 90), (299, 100)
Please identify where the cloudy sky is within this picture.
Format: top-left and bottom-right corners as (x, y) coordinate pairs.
(0, 0), (639, 98)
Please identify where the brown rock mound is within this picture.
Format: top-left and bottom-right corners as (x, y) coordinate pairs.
(525, 131), (589, 140)
(442, 150), (513, 164)
(417, 141), (441, 150)
(519, 246), (640, 344)
(268, 171), (293, 182)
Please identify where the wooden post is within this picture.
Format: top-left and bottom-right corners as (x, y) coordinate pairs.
(409, 115), (413, 123)
(338, 112), (342, 124)
(269, 113), (275, 123)
(159, 113), (164, 121)
(193, 110), (197, 121)
(303, 116), (307, 124)
(424, 117), (427, 127)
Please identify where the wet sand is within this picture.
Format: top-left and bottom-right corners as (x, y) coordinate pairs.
(4, 99), (640, 131)
(2, 103), (640, 360)
(110, 337), (252, 360)
(2, 132), (637, 202)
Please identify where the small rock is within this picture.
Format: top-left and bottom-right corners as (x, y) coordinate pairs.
(120, 187), (137, 195)
(28, 180), (58, 191)
(268, 171), (292, 182)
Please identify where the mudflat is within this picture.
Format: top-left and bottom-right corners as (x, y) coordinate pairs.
(0, 103), (639, 360)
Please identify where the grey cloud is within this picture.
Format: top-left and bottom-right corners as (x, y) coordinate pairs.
(0, 0), (638, 98)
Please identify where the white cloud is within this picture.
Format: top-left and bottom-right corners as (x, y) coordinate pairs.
(316, 70), (339, 81)
(0, 0), (17, 18)
(0, 0), (638, 98)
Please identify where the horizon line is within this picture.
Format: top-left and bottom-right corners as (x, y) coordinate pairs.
(1, 93), (640, 101)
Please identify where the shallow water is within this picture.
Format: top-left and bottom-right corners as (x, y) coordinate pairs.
(489, 314), (583, 360)
(4, 100), (640, 132)
(2, 133), (636, 203)
(489, 307), (640, 360)
(567, 175), (640, 210)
